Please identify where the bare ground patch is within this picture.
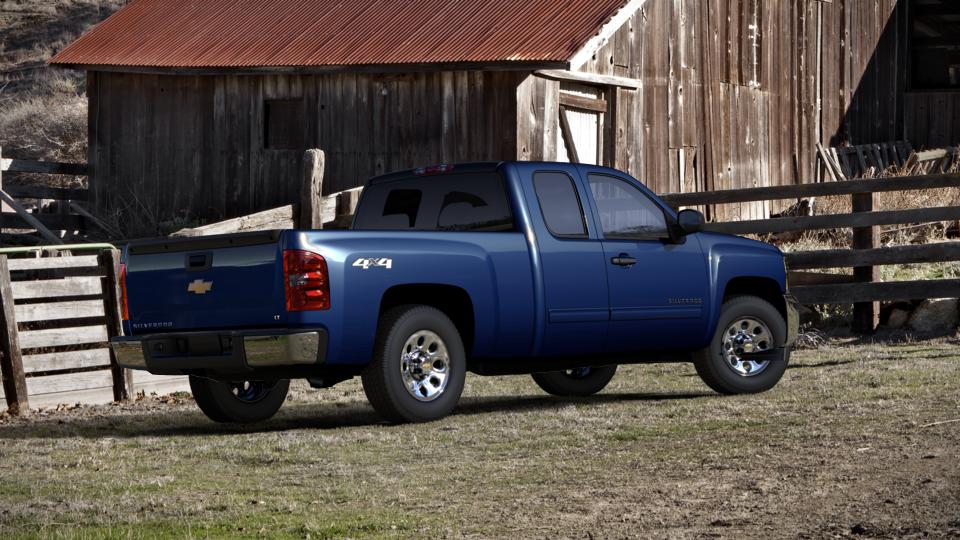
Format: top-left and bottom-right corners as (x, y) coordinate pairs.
(0, 340), (958, 539)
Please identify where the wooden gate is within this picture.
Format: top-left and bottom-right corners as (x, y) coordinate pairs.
(0, 249), (189, 413)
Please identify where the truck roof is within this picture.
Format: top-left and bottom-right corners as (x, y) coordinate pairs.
(367, 162), (505, 185)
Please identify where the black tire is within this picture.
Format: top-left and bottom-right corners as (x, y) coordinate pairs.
(531, 365), (618, 397)
(189, 376), (289, 423)
(361, 305), (466, 423)
(694, 295), (788, 395)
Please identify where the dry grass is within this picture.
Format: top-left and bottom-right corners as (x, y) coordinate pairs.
(0, 0), (122, 165)
(0, 340), (958, 539)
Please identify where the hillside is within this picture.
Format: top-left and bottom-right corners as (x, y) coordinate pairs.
(0, 0), (121, 164)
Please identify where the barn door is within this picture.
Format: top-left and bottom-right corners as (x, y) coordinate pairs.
(557, 83), (609, 166)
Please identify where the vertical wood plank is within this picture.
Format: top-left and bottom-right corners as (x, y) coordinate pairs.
(0, 256), (29, 414)
(99, 250), (131, 402)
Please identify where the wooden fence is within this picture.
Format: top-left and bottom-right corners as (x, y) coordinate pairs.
(660, 173), (960, 332)
(171, 149), (362, 237)
(0, 146), (102, 244)
(0, 249), (186, 413)
(3, 148), (360, 242)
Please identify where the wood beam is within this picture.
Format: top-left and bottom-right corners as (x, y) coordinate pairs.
(0, 158), (88, 176)
(559, 93), (609, 113)
(792, 279), (960, 304)
(786, 242), (960, 270)
(659, 173), (960, 207)
(702, 206), (960, 235)
(558, 107), (580, 164)
(535, 70), (642, 90)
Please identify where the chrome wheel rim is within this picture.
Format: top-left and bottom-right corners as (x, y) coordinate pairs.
(229, 380), (270, 403)
(400, 330), (450, 402)
(722, 317), (773, 377)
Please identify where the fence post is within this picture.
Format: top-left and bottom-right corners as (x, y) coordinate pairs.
(99, 250), (131, 401)
(1, 145), (4, 219)
(851, 191), (880, 332)
(300, 149), (325, 229)
(0, 255), (29, 414)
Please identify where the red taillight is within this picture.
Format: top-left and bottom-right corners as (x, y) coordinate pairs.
(413, 164), (454, 176)
(283, 250), (330, 312)
(119, 263), (130, 321)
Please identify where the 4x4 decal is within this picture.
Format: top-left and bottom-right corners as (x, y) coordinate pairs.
(353, 257), (393, 270)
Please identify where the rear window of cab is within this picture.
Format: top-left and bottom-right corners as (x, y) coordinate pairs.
(353, 171), (515, 232)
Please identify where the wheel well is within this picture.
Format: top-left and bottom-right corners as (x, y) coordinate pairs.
(379, 285), (475, 354)
(723, 277), (786, 319)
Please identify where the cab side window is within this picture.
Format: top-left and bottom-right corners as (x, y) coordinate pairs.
(588, 174), (667, 239)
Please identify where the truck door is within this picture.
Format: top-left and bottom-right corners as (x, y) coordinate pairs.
(523, 169), (609, 357)
(583, 171), (710, 353)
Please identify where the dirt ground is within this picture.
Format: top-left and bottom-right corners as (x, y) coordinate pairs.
(0, 338), (958, 539)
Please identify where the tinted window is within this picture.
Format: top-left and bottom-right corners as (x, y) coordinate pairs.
(354, 172), (514, 231)
(588, 174), (667, 238)
(381, 189), (421, 228)
(533, 172), (587, 238)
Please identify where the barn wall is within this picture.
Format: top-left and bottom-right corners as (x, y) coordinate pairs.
(560, 0), (930, 220)
(88, 71), (520, 235)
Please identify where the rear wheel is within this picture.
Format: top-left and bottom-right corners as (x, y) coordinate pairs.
(361, 305), (466, 423)
(531, 365), (618, 397)
(189, 376), (289, 423)
(694, 295), (788, 395)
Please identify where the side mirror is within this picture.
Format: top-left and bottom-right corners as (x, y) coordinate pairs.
(677, 209), (705, 234)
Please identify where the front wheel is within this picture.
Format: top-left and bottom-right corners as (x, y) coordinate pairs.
(189, 376), (289, 423)
(531, 365), (618, 397)
(694, 295), (788, 395)
(361, 305), (466, 423)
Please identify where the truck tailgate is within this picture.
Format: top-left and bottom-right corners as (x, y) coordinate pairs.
(125, 231), (288, 333)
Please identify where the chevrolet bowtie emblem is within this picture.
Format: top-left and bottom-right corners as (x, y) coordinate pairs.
(187, 279), (213, 295)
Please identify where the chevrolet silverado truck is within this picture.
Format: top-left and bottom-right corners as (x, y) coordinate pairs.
(111, 162), (799, 424)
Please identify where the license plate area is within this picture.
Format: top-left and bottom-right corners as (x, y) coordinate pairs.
(146, 335), (233, 358)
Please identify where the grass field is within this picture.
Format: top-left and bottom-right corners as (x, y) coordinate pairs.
(0, 339), (958, 539)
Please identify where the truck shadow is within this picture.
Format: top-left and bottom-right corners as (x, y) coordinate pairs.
(0, 391), (709, 440)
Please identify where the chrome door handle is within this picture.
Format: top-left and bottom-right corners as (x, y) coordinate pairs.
(611, 254), (637, 267)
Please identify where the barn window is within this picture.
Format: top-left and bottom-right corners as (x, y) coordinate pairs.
(264, 99), (305, 150)
(556, 83), (608, 166)
(909, 0), (960, 90)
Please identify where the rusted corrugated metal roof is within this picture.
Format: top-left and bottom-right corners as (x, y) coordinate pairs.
(50, 0), (632, 69)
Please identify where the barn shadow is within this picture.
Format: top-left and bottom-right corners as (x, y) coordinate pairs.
(833, 0), (960, 152)
(0, 391), (710, 440)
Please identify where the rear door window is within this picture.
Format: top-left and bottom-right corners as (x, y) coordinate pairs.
(354, 171), (515, 231)
(533, 171), (588, 238)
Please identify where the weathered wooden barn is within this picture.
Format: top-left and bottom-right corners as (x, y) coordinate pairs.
(50, 0), (960, 233)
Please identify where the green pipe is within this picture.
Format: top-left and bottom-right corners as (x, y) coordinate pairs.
(0, 243), (116, 255)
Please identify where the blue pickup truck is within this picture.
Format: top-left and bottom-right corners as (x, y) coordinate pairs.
(112, 162), (798, 424)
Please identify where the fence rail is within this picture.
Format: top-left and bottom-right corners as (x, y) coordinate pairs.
(661, 172), (960, 331)
(0, 147), (92, 245)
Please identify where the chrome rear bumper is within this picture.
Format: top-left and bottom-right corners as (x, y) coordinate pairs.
(110, 329), (327, 373)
